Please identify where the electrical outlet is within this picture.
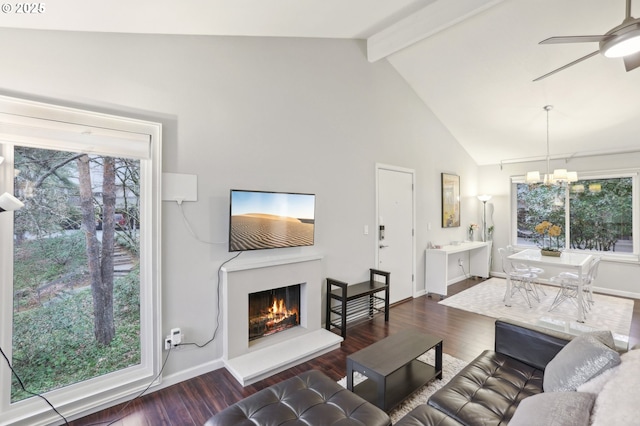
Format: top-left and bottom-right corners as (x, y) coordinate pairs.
(164, 327), (183, 350)
(458, 258), (463, 266)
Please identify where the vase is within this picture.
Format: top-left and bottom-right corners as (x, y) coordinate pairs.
(541, 249), (561, 257)
(468, 230), (474, 241)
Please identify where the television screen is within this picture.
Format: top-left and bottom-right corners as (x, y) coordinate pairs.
(229, 190), (316, 252)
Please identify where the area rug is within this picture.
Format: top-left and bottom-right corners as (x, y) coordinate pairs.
(439, 278), (633, 349)
(337, 352), (468, 423)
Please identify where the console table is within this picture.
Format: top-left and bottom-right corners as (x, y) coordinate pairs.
(425, 241), (491, 297)
(325, 269), (390, 339)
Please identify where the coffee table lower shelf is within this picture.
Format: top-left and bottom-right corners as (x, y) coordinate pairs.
(351, 359), (440, 412)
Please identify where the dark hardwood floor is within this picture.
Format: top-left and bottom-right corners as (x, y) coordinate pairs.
(69, 278), (640, 425)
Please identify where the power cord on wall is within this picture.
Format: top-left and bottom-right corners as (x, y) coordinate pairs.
(177, 251), (242, 349)
(459, 262), (470, 279)
(0, 344), (69, 425)
(172, 198), (241, 349)
(176, 200), (226, 245)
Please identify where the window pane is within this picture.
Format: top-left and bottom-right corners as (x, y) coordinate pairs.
(12, 146), (141, 401)
(569, 178), (632, 253)
(516, 183), (566, 249)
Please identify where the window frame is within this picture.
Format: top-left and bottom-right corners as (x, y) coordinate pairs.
(0, 95), (162, 425)
(511, 170), (639, 263)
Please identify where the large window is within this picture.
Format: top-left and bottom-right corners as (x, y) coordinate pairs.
(12, 147), (142, 402)
(514, 174), (636, 255)
(0, 96), (161, 425)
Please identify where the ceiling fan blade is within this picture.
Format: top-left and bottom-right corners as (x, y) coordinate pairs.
(539, 35), (610, 44)
(623, 51), (640, 71)
(533, 50), (600, 82)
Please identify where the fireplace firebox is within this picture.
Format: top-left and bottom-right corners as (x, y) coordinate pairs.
(249, 284), (301, 341)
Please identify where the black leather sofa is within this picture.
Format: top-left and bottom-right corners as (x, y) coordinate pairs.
(205, 319), (578, 426)
(395, 318), (574, 426)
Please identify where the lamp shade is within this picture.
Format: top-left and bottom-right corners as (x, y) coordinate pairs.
(553, 169), (568, 180)
(526, 171), (541, 184)
(477, 194), (492, 202)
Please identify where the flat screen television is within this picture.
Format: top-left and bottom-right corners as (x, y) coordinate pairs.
(229, 189), (316, 252)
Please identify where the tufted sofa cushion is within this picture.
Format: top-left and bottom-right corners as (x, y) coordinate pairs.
(424, 350), (544, 426)
(391, 404), (464, 426)
(204, 370), (391, 426)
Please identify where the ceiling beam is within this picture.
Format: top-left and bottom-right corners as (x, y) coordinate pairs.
(367, 0), (506, 62)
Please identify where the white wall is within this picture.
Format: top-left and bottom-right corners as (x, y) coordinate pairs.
(0, 28), (481, 391)
(479, 154), (640, 298)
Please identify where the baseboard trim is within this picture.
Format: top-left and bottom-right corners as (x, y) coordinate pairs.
(158, 358), (225, 390)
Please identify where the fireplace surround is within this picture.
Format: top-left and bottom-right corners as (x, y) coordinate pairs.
(221, 254), (343, 385)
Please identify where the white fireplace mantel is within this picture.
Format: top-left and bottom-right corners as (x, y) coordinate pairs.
(221, 253), (342, 386)
(222, 253), (324, 272)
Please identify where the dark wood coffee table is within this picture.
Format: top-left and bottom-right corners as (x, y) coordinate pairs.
(346, 329), (442, 412)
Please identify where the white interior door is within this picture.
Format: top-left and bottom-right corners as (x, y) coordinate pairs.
(376, 165), (415, 304)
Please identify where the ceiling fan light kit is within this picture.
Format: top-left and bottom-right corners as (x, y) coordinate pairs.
(535, 0), (640, 80)
(601, 22), (640, 57)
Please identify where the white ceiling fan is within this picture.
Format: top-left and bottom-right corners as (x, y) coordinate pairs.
(534, 0), (640, 81)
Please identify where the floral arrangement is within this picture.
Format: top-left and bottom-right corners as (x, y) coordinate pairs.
(534, 220), (562, 252)
(467, 223), (479, 241)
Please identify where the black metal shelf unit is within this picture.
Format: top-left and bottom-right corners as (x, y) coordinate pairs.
(325, 269), (390, 339)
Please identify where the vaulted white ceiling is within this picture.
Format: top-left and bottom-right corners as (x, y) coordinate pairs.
(4, 0), (639, 165)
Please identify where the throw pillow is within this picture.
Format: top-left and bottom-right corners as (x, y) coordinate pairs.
(590, 349), (640, 426)
(543, 331), (620, 392)
(509, 392), (595, 426)
(585, 330), (616, 349)
(576, 364), (619, 395)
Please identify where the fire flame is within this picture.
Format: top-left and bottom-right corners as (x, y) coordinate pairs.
(266, 298), (298, 325)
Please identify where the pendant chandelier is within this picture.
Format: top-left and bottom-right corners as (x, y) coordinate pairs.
(525, 105), (578, 185)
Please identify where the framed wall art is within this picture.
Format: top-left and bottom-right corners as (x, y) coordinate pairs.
(441, 173), (460, 228)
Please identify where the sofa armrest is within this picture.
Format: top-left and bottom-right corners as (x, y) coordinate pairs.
(495, 318), (573, 370)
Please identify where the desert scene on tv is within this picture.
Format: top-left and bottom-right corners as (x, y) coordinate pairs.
(230, 191), (315, 251)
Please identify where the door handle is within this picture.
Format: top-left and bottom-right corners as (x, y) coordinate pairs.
(379, 244), (389, 249)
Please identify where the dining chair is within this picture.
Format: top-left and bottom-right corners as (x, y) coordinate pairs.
(498, 247), (539, 308)
(506, 245), (547, 298)
(549, 256), (601, 314)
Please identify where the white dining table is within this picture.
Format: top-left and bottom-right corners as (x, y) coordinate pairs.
(506, 249), (593, 322)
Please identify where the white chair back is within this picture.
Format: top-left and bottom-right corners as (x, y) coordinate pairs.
(586, 257), (601, 285)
